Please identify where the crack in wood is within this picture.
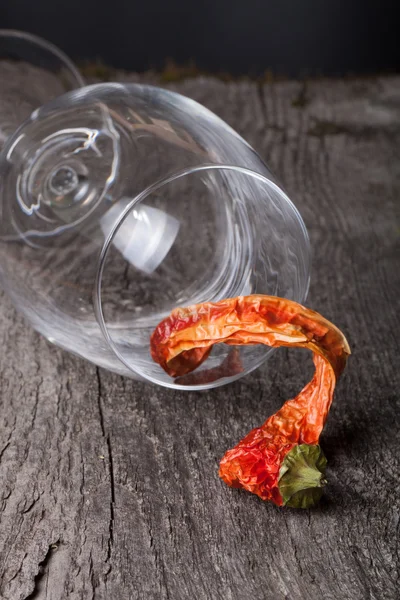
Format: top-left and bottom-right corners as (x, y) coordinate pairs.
(95, 368), (115, 574)
(106, 433), (116, 567)
(21, 492), (41, 515)
(0, 441), (10, 464)
(31, 378), (43, 430)
(88, 551), (97, 599)
(95, 368), (106, 439)
(24, 541), (60, 600)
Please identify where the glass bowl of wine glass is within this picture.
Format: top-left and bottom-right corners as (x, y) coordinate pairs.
(0, 82), (310, 389)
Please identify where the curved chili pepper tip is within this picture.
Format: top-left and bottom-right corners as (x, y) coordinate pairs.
(278, 444), (327, 509)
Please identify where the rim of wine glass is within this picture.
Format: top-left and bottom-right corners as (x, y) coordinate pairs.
(0, 28), (85, 89)
(94, 163), (311, 391)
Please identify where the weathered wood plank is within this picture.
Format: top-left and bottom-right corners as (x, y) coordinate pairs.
(0, 74), (399, 600)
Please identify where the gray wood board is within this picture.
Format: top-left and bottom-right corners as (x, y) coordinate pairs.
(0, 74), (399, 600)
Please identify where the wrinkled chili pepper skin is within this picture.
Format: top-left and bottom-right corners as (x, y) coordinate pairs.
(150, 296), (349, 379)
(150, 295), (350, 507)
(219, 353), (335, 504)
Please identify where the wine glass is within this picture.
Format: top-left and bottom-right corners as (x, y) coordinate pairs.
(0, 69), (310, 389)
(0, 29), (84, 147)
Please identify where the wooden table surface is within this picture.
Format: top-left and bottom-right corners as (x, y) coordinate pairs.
(0, 74), (399, 600)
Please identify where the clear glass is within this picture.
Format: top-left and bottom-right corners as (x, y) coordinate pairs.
(0, 29), (84, 146)
(0, 83), (310, 389)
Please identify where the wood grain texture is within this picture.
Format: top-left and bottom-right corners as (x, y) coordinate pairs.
(1, 73), (399, 600)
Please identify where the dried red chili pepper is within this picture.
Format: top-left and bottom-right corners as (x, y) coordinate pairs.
(151, 295), (350, 508)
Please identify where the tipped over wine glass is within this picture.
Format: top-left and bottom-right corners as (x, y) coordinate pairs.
(0, 30), (310, 390)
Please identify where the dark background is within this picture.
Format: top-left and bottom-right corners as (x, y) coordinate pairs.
(0, 0), (398, 77)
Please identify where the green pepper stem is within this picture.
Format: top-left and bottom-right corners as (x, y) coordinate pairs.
(278, 444), (328, 509)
